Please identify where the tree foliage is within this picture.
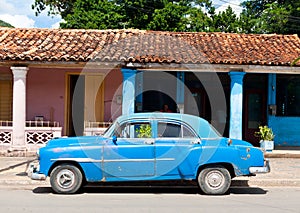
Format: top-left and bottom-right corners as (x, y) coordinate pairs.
(211, 6), (239, 33)
(32, 0), (75, 18)
(0, 20), (14, 28)
(60, 0), (124, 29)
(240, 0), (300, 34)
(32, 0), (300, 35)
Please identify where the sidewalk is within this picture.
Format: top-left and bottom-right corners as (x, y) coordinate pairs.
(0, 150), (299, 189)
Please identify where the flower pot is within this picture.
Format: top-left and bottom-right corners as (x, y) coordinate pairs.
(260, 140), (274, 152)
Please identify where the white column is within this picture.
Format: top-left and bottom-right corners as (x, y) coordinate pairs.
(11, 66), (28, 149)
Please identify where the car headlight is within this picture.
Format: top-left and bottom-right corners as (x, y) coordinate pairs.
(36, 149), (40, 159)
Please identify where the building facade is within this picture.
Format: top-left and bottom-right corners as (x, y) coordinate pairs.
(0, 28), (300, 153)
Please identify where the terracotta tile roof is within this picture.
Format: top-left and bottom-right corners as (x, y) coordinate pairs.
(0, 27), (300, 66)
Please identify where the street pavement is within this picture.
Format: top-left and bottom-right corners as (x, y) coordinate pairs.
(0, 149), (299, 189)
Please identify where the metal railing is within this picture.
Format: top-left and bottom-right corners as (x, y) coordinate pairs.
(0, 121), (62, 147)
(0, 120), (60, 127)
(84, 121), (112, 136)
(84, 121), (112, 128)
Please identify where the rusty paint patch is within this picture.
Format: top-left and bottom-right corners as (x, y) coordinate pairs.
(52, 148), (62, 153)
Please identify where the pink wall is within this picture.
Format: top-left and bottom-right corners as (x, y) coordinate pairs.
(26, 67), (123, 133)
(104, 69), (123, 122)
(0, 67), (12, 74)
(26, 68), (65, 128)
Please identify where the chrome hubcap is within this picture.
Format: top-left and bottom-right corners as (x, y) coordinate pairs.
(206, 171), (224, 189)
(56, 169), (75, 189)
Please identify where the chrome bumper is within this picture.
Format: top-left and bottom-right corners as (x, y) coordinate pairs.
(249, 159), (271, 174)
(27, 162), (47, 181)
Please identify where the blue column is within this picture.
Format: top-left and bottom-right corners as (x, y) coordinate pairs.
(176, 72), (185, 113)
(268, 74), (276, 105)
(228, 71), (246, 140)
(267, 73), (276, 120)
(121, 68), (137, 115)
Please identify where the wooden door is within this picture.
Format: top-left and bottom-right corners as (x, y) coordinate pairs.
(65, 74), (104, 136)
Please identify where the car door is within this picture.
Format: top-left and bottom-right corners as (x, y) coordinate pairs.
(155, 120), (202, 178)
(103, 121), (155, 179)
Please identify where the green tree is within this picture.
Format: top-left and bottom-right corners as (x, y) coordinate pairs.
(147, 0), (214, 32)
(0, 20), (14, 28)
(60, 0), (124, 29)
(32, 0), (300, 34)
(147, 1), (189, 31)
(211, 6), (240, 33)
(240, 0), (300, 34)
(182, 6), (213, 32)
(32, 0), (75, 18)
(33, 0), (217, 31)
(118, 0), (165, 29)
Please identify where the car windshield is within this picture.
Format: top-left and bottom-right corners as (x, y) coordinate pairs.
(103, 121), (119, 137)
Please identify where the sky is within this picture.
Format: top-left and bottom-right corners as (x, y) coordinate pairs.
(0, 0), (61, 28)
(214, 0), (243, 15)
(0, 0), (243, 29)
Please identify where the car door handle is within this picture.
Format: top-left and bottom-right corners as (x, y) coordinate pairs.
(144, 139), (155, 145)
(191, 139), (201, 144)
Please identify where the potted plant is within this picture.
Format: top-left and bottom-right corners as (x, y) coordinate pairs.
(136, 124), (152, 138)
(255, 125), (275, 152)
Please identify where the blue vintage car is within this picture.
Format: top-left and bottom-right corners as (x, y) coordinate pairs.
(29, 113), (270, 195)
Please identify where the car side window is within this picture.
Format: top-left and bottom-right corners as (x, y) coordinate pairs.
(158, 123), (180, 137)
(182, 125), (197, 138)
(158, 122), (197, 138)
(115, 122), (152, 138)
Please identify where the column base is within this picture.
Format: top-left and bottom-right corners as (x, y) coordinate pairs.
(9, 146), (27, 152)
(177, 104), (184, 113)
(2, 146), (30, 157)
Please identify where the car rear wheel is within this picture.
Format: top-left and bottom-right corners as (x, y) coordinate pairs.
(50, 164), (83, 194)
(198, 165), (231, 195)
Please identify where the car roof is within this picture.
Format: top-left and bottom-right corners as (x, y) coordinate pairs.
(114, 113), (219, 138)
(116, 112), (205, 123)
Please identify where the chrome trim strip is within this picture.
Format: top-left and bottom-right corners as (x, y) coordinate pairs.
(51, 158), (101, 163)
(104, 158), (174, 163)
(51, 158), (175, 163)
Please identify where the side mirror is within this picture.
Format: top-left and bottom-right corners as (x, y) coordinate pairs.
(112, 135), (117, 144)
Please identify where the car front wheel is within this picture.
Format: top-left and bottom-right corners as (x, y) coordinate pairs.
(50, 164), (83, 194)
(198, 165), (231, 195)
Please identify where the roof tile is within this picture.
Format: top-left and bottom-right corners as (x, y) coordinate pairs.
(0, 27), (300, 66)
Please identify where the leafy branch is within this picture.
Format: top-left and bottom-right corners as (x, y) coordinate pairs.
(136, 124), (152, 138)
